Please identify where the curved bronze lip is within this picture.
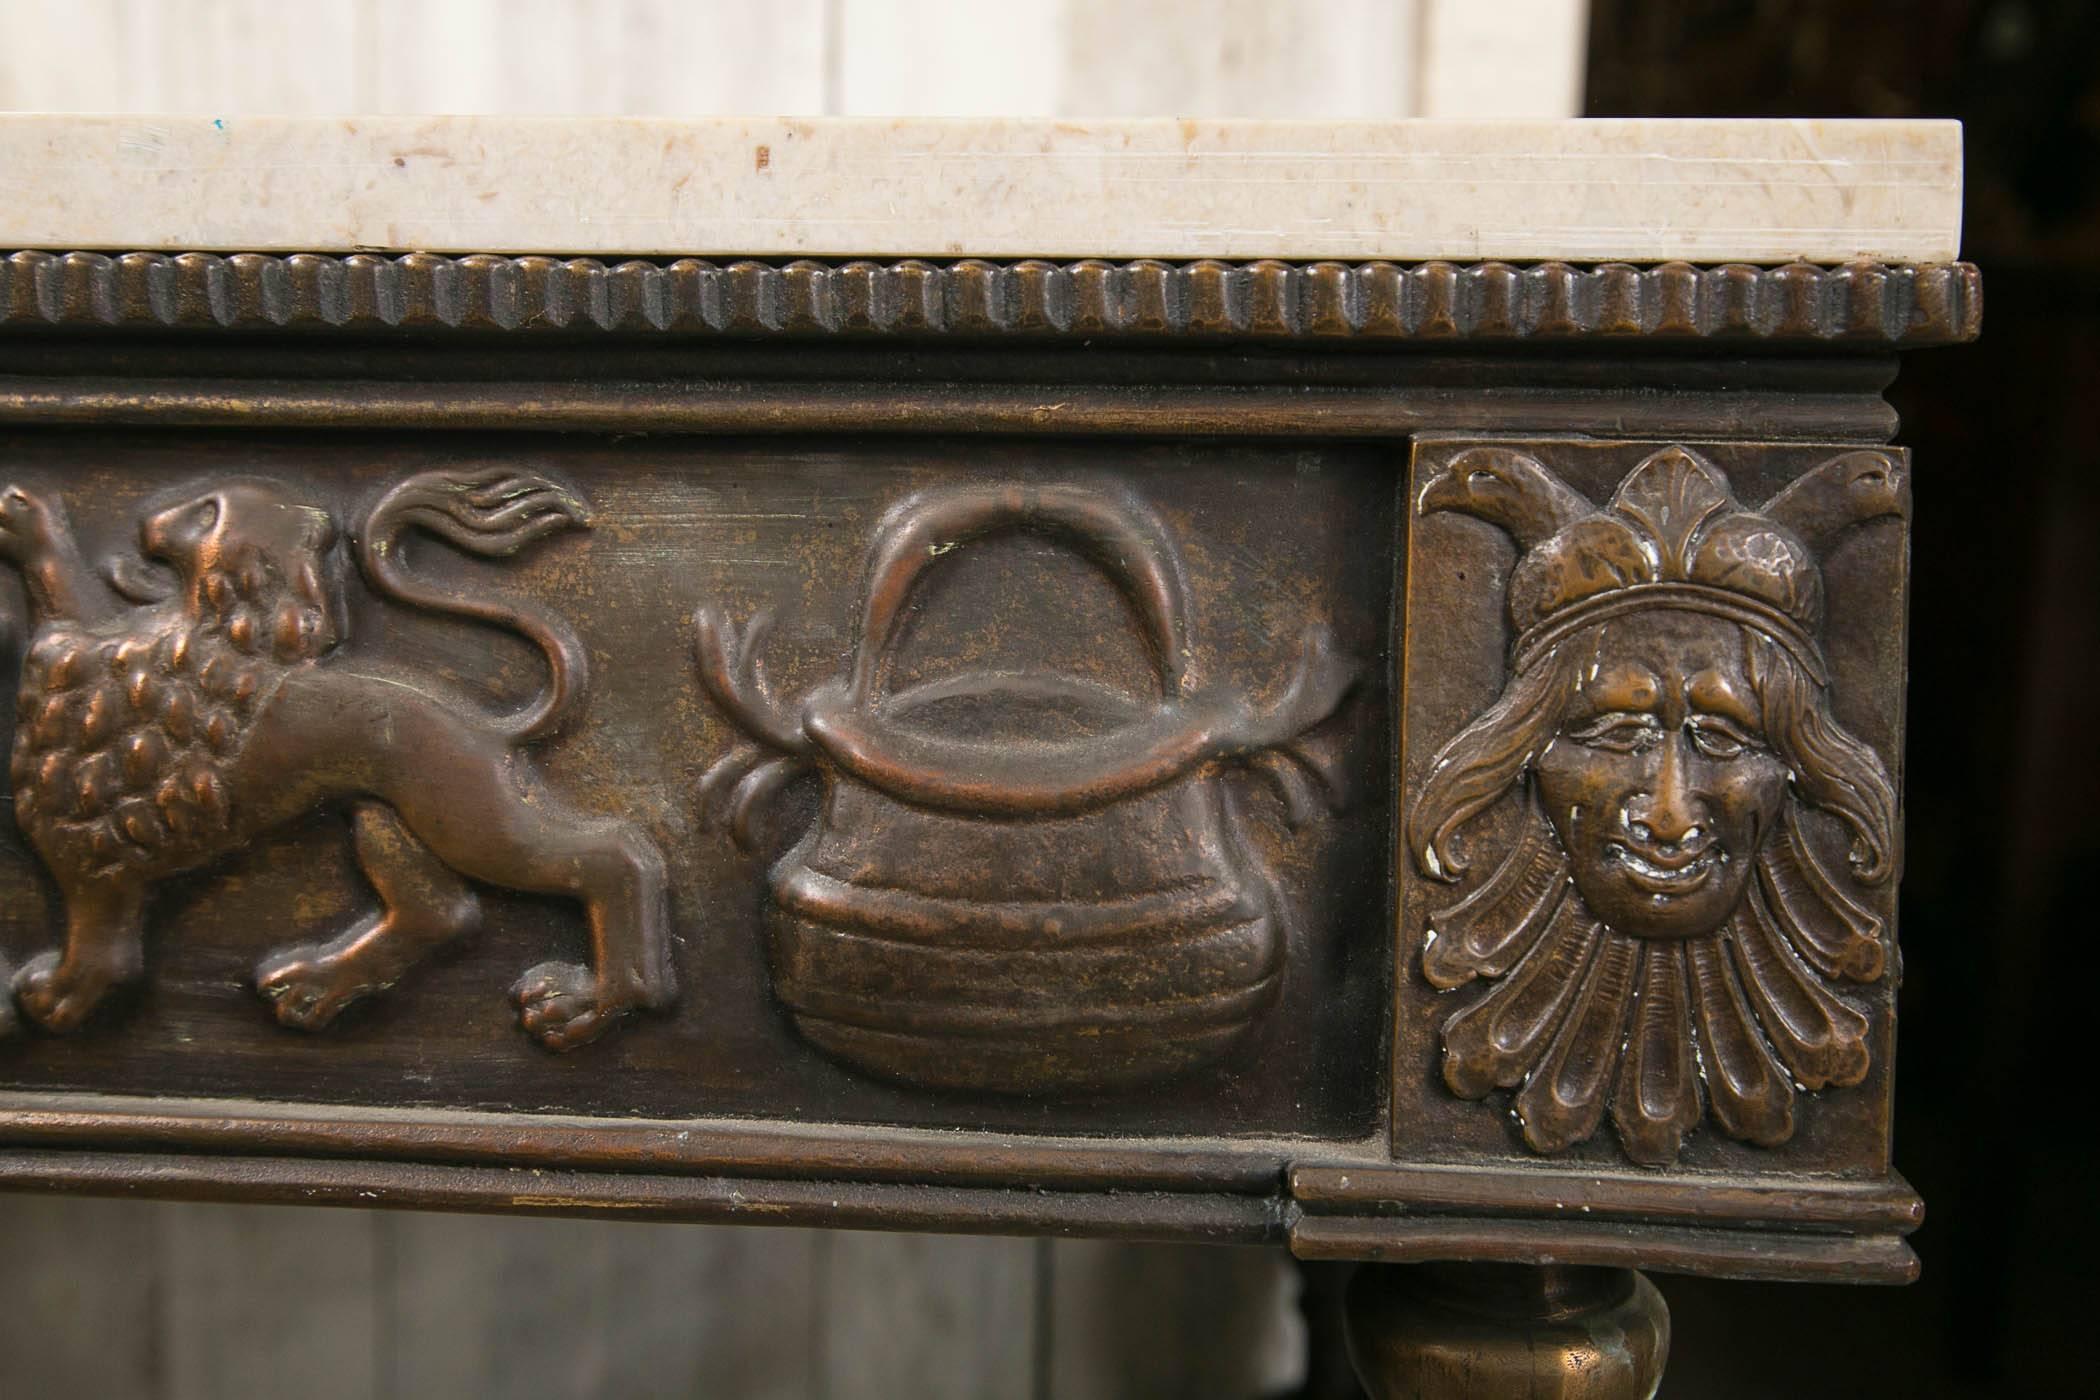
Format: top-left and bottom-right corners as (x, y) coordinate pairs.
(1608, 843), (1722, 897)
(803, 681), (1252, 817)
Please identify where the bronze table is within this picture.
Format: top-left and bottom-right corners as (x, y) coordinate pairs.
(0, 190), (1976, 1393)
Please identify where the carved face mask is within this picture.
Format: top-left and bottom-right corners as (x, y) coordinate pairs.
(1407, 443), (1904, 1164)
(1532, 613), (1789, 941)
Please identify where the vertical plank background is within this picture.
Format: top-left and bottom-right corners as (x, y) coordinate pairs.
(0, 2), (1587, 1395)
(0, 0), (1587, 118)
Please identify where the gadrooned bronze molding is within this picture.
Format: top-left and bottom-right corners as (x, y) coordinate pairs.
(0, 250), (1981, 346)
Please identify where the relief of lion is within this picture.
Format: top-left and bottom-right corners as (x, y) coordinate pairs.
(0, 467), (675, 1049)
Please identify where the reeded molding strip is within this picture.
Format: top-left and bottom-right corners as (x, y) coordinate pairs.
(0, 252), (1982, 347)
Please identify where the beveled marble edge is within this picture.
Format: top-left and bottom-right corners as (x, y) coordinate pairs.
(0, 115), (1962, 264)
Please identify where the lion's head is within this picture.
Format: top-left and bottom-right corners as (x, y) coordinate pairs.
(140, 481), (343, 665)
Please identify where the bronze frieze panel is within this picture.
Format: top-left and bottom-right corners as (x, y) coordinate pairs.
(0, 431), (1391, 1139)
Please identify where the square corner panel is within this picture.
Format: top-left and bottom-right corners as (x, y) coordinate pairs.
(1393, 435), (1910, 1180)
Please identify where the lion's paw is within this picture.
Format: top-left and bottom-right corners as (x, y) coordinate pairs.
(256, 946), (381, 1031)
(13, 951), (122, 1032)
(511, 960), (629, 1051)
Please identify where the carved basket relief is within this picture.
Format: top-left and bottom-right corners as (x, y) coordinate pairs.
(698, 479), (1360, 1093)
(1398, 440), (1907, 1168)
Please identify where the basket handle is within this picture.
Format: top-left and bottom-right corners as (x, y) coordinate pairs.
(846, 480), (1195, 706)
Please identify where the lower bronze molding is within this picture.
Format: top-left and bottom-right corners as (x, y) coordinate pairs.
(0, 1093), (1920, 1283)
(0, 1147), (1279, 1243)
(1294, 1215), (1917, 1286)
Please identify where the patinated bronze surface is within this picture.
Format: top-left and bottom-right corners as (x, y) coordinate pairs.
(1401, 441), (1903, 1169)
(1346, 1262), (1670, 1400)
(0, 251), (1982, 346)
(0, 467), (674, 1049)
(697, 476), (1358, 1093)
(0, 254), (1974, 1385)
(0, 433), (1391, 1141)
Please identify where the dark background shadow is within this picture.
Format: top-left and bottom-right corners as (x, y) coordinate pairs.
(1585, 1), (2100, 1393)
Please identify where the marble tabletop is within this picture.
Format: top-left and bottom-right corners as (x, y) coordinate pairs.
(0, 115), (1961, 263)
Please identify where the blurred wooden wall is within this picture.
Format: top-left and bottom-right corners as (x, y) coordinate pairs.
(0, 0), (1586, 119)
(0, 3), (1586, 1396)
(0, 1197), (1308, 1398)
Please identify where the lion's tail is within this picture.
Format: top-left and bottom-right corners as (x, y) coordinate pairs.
(358, 468), (593, 744)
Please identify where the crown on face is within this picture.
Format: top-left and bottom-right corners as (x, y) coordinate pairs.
(1418, 444), (1907, 684)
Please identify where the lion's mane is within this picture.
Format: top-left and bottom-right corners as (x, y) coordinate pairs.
(10, 499), (342, 879)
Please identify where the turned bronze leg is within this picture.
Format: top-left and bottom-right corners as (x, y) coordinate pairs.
(1343, 1261), (1669, 1399)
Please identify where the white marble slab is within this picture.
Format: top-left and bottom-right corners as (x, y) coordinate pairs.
(0, 115), (1962, 263)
